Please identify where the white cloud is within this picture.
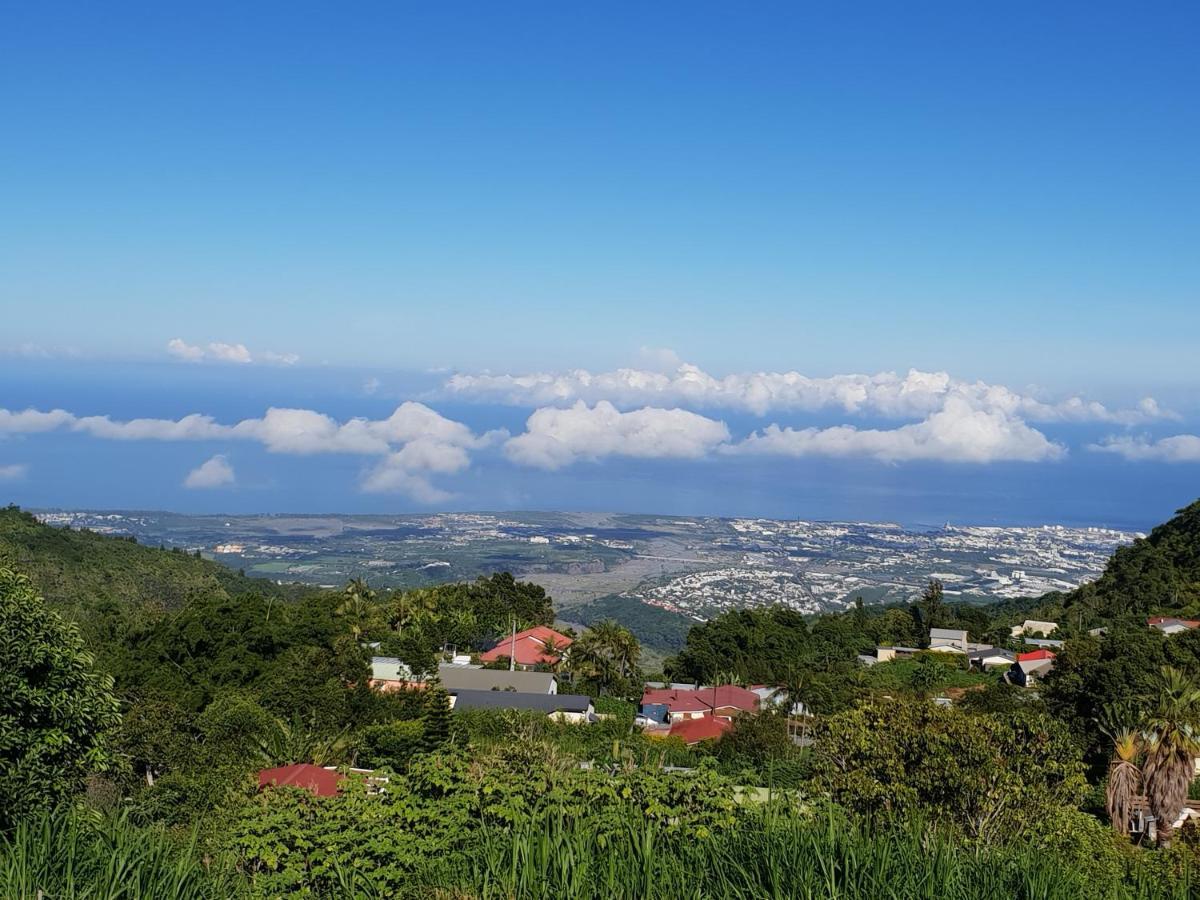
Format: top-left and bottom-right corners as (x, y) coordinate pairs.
(363, 377), (382, 395)
(0, 463), (28, 481)
(0, 408), (76, 433)
(184, 455), (236, 488)
(166, 338), (298, 366)
(1091, 434), (1200, 463)
(0, 401), (490, 502)
(262, 351), (300, 366)
(231, 408), (388, 455)
(360, 456), (454, 503)
(728, 398), (1066, 464)
(446, 359), (1173, 426)
(206, 341), (253, 364)
(505, 401), (731, 470)
(166, 338), (206, 362)
(74, 413), (230, 442)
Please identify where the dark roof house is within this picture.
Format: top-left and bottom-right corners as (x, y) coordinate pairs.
(448, 689), (593, 717)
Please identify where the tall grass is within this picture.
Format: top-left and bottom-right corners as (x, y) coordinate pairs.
(461, 806), (1194, 900)
(4, 804), (1193, 899)
(0, 810), (237, 900)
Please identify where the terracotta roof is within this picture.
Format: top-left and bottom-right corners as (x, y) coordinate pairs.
(257, 764), (342, 797)
(1017, 649), (1056, 663)
(478, 626), (573, 666)
(1149, 616), (1200, 628)
(669, 715), (733, 745)
(641, 685), (760, 714)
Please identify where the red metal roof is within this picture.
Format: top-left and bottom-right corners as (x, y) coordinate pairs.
(478, 626), (573, 666)
(1017, 649), (1056, 663)
(257, 764), (342, 797)
(1149, 616), (1200, 628)
(669, 715), (733, 745)
(641, 684), (760, 714)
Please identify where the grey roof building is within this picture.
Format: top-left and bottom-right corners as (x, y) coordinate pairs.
(437, 666), (558, 694)
(929, 628), (970, 652)
(448, 689), (593, 716)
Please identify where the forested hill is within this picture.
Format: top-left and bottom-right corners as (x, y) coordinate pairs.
(986, 498), (1200, 628)
(0, 505), (298, 616)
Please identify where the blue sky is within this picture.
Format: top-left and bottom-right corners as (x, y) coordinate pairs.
(2, 3), (1198, 527)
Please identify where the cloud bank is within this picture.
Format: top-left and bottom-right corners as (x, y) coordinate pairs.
(0, 463), (28, 481)
(446, 360), (1173, 426)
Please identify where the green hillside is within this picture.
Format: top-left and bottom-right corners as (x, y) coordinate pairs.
(564, 593), (695, 652)
(0, 505), (302, 662)
(0, 506), (296, 609)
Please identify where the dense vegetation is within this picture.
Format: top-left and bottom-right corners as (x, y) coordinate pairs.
(4, 499), (1200, 897)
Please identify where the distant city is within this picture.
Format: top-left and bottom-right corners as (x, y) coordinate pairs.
(35, 509), (1136, 621)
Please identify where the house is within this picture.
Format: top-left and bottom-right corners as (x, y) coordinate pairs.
(639, 685), (760, 723)
(750, 684), (788, 707)
(1010, 649), (1055, 687)
(367, 656), (428, 692)
(258, 763), (342, 797)
(1148, 616), (1200, 635)
(437, 666), (557, 694)
(872, 646), (921, 663)
(929, 628), (969, 652)
(928, 628), (995, 655)
(644, 681), (700, 690)
(967, 648), (1016, 670)
(447, 689), (594, 723)
(667, 715), (733, 745)
(478, 625), (573, 668)
(1010, 619), (1058, 639)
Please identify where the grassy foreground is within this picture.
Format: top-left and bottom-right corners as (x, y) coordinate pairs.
(2, 806), (1192, 900)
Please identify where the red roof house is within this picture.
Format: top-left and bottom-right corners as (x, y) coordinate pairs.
(1011, 649), (1056, 687)
(641, 684), (760, 721)
(1016, 649), (1056, 663)
(257, 764), (342, 797)
(478, 625), (573, 668)
(668, 715), (733, 745)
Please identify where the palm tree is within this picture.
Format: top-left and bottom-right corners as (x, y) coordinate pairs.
(1105, 729), (1142, 836)
(1141, 666), (1200, 846)
(539, 636), (566, 673)
(568, 621), (639, 695)
(580, 620), (640, 679)
(259, 715), (352, 767)
(337, 578), (379, 640)
(391, 588), (437, 636)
